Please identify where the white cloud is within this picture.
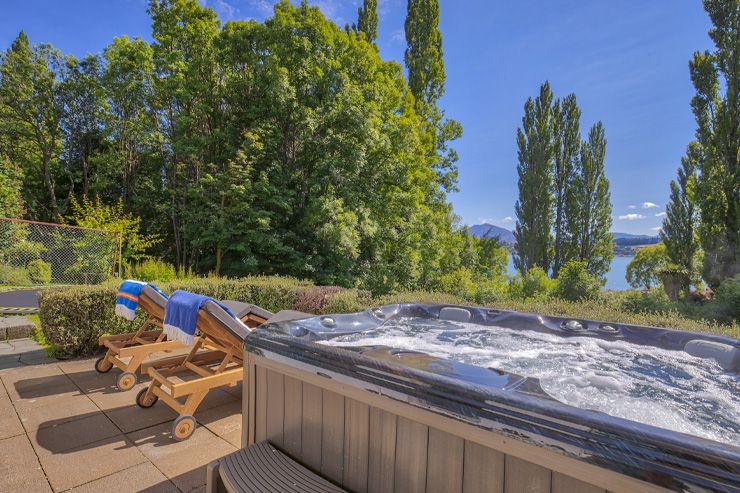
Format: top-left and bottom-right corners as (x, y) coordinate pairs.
(655, 211), (667, 217)
(248, 0), (273, 16)
(618, 214), (646, 220)
(391, 29), (405, 43)
(480, 216), (513, 225)
(641, 201), (658, 209)
(651, 226), (662, 232)
(627, 205), (637, 209)
(210, 0), (239, 19)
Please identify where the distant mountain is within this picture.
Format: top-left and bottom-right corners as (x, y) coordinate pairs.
(468, 224), (515, 244)
(611, 232), (657, 240)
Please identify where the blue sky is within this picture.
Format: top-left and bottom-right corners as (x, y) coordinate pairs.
(0, 0), (713, 234)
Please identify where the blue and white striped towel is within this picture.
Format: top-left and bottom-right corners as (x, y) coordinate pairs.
(115, 280), (168, 320)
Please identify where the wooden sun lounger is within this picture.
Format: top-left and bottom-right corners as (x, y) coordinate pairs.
(96, 285), (272, 392)
(135, 299), (256, 441)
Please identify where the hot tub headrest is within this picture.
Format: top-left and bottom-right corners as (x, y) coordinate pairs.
(684, 339), (740, 371)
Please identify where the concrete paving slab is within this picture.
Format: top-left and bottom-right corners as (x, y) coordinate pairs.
(67, 462), (179, 493)
(31, 412), (120, 456)
(56, 356), (98, 375)
(0, 395), (24, 440)
(7, 337), (43, 349)
(128, 422), (237, 492)
(37, 433), (147, 492)
(106, 399), (180, 433)
(0, 361), (63, 390)
(197, 400), (242, 448)
(0, 434), (52, 492)
(5, 371), (79, 403)
(0, 374), (7, 399)
(15, 392), (99, 432)
(0, 354), (22, 371)
(0, 317), (35, 339)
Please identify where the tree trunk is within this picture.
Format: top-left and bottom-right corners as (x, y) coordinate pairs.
(42, 149), (59, 220)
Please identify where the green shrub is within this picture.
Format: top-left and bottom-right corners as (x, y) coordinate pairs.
(710, 274), (740, 322)
(38, 275), (344, 356)
(323, 289), (373, 313)
(619, 289), (673, 314)
(26, 259), (52, 284)
(131, 258), (177, 282)
(374, 290), (468, 306)
(509, 266), (555, 299)
(0, 264), (31, 286)
(553, 260), (601, 301)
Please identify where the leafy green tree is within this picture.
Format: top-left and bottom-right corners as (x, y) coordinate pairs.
(101, 36), (155, 206)
(514, 82), (554, 274)
(626, 243), (669, 290)
(689, 0), (739, 287)
(567, 122), (613, 280)
(59, 54), (107, 199)
(551, 94), (581, 277)
(405, 0), (444, 122)
(0, 157), (23, 218)
(149, 0), (222, 269)
(356, 0), (378, 46)
(661, 141), (700, 292)
(404, 0), (461, 192)
(68, 195), (159, 267)
(0, 32), (64, 220)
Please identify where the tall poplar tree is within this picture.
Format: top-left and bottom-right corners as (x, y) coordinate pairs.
(661, 142), (700, 290)
(689, 0), (739, 287)
(405, 0), (444, 122)
(550, 93), (581, 277)
(356, 0), (378, 46)
(404, 0), (462, 193)
(514, 82), (554, 274)
(567, 122), (613, 280)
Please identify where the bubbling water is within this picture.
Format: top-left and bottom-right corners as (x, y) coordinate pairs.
(321, 317), (740, 445)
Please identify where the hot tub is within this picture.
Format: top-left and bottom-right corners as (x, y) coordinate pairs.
(242, 303), (740, 493)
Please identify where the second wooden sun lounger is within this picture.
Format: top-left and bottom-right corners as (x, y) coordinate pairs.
(136, 299), (253, 440)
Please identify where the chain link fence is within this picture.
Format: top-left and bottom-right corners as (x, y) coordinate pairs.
(0, 218), (119, 285)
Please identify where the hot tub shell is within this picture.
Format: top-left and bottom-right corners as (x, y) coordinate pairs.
(242, 303), (740, 493)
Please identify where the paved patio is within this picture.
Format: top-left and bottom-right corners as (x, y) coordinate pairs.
(0, 339), (242, 492)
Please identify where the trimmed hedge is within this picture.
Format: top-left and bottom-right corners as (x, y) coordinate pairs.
(38, 276), (367, 356)
(38, 275), (738, 357)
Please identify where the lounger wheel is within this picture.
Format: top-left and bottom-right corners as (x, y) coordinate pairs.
(172, 415), (196, 441)
(136, 387), (159, 408)
(116, 371), (137, 391)
(94, 356), (113, 373)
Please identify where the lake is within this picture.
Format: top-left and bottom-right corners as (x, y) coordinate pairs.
(506, 254), (633, 290)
